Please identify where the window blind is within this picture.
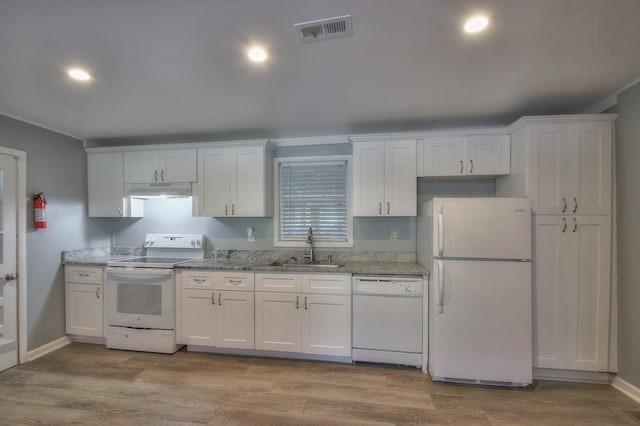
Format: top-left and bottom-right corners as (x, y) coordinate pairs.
(279, 161), (348, 241)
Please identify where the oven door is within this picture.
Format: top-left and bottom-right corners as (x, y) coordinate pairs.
(106, 267), (175, 330)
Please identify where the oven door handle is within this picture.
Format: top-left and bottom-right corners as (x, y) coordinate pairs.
(106, 267), (173, 276)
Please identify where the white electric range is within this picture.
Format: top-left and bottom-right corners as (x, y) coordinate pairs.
(105, 233), (204, 354)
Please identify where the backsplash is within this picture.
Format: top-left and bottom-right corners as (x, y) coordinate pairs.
(62, 247), (416, 263)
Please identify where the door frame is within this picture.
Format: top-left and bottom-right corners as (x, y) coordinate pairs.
(0, 147), (27, 364)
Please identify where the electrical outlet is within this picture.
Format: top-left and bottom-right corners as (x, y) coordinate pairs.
(390, 229), (399, 240)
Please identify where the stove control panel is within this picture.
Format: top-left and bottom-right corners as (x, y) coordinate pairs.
(144, 234), (205, 249)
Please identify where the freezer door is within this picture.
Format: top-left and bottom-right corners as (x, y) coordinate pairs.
(429, 259), (532, 385)
(432, 197), (531, 260)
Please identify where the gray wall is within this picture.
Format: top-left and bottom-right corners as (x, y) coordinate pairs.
(615, 81), (640, 388)
(112, 145), (496, 254)
(0, 115), (110, 350)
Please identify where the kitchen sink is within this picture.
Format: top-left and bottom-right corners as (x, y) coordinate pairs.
(269, 261), (343, 268)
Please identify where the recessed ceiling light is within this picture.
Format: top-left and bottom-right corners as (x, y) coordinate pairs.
(464, 15), (489, 33)
(67, 68), (91, 81)
(247, 46), (268, 63)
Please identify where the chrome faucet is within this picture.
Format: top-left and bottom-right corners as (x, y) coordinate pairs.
(304, 227), (314, 263)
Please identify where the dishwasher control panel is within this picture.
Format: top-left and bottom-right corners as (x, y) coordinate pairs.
(352, 276), (424, 296)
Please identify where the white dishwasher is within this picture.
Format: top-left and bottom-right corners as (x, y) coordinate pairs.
(352, 275), (424, 367)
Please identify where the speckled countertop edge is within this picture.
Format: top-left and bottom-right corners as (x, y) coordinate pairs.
(64, 257), (429, 276)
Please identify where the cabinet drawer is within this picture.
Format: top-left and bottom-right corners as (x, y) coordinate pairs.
(65, 266), (103, 284)
(181, 271), (219, 289)
(181, 271), (255, 290)
(302, 274), (351, 295)
(219, 272), (254, 291)
(256, 273), (302, 292)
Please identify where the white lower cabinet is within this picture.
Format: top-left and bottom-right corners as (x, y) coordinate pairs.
(178, 271), (255, 349)
(255, 273), (351, 357)
(65, 266), (104, 337)
(533, 215), (612, 371)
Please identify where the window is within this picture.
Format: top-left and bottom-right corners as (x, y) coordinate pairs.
(274, 156), (352, 247)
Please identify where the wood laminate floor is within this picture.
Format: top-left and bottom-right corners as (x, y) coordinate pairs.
(0, 343), (639, 425)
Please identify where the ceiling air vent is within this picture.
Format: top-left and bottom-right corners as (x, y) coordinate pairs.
(294, 15), (353, 43)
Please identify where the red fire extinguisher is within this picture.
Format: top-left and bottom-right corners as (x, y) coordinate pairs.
(34, 193), (47, 229)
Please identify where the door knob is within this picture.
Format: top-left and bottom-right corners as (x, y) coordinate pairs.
(4, 273), (16, 281)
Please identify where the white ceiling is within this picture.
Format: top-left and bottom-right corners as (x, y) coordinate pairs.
(1, 0), (640, 142)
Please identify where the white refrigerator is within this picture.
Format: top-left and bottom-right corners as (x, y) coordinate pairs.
(417, 197), (532, 387)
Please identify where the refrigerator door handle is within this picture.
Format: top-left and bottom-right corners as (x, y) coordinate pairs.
(437, 260), (444, 313)
(437, 206), (444, 257)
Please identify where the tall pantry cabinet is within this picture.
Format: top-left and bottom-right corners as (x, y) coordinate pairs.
(497, 114), (617, 374)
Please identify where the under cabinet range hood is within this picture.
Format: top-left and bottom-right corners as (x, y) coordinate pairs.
(125, 182), (192, 198)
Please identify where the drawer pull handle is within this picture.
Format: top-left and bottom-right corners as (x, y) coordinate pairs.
(96, 287), (100, 299)
(296, 296), (299, 310)
(79, 273), (89, 277)
(304, 296), (308, 310)
(193, 278), (207, 283)
(228, 279), (242, 284)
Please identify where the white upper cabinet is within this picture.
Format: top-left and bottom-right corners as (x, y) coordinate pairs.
(124, 149), (196, 183)
(497, 115), (614, 215)
(418, 133), (510, 177)
(352, 139), (417, 216)
(87, 152), (143, 217)
(194, 142), (274, 217)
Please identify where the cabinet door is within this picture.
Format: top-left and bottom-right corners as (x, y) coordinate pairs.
(65, 283), (104, 337)
(528, 124), (571, 214)
(419, 136), (466, 177)
(123, 151), (160, 183)
(180, 289), (216, 346)
(566, 215), (611, 371)
(302, 294), (351, 356)
(384, 140), (417, 216)
(255, 292), (302, 352)
(161, 149), (197, 183)
(195, 148), (230, 217)
(353, 142), (386, 216)
(569, 122), (612, 215)
(533, 215), (569, 369)
(466, 135), (510, 176)
(232, 147), (265, 217)
(216, 291), (254, 349)
(87, 152), (133, 217)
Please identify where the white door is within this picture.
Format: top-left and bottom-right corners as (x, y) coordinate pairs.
(65, 283), (104, 337)
(430, 260), (532, 384)
(384, 140), (416, 216)
(180, 289), (216, 346)
(216, 291), (254, 349)
(0, 153), (18, 371)
(161, 149), (197, 183)
(352, 142), (385, 216)
(232, 147), (264, 217)
(566, 215), (611, 371)
(570, 122), (612, 215)
(254, 292), (302, 352)
(532, 215), (568, 369)
(302, 294), (351, 356)
(528, 124), (570, 214)
(419, 136), (466, 177)
(466, 135), (510, 176)
(433, 197), (531, 260)
(195, 148), (230, 217)
(123, 151), (160, 183)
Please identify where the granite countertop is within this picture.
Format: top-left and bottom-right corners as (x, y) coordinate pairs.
(65, 256), (429, 276)
(64, 255), (135, 267)
(176, 258), (429, 276)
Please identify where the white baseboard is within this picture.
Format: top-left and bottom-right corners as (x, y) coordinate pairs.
(533, 368), (613, 384)
(612, 376), (640, 404)
(26, 336), (71, 362)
